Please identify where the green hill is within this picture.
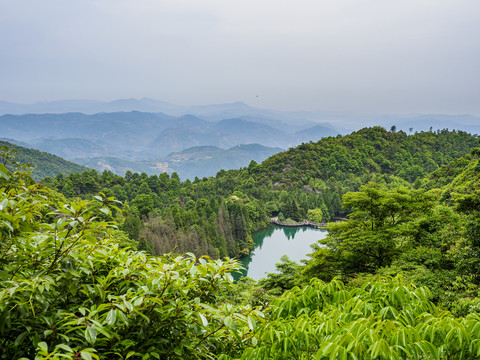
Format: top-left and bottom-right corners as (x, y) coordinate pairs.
(246, 126), (477, 189)
(44, 127), (478, 260)
(3, 128), (480, 359)
(0, 140), (86, 181)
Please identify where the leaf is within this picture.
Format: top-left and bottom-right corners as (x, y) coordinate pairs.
(99, 207), (110, 216)
(14, 331), (28, 346)
(224, 316), (236, 330)
(106, 308), (117, 326)
(85, 326), (97, 344)
(0, 163), (10, 180)
(124, 299), (133, 313)
(81, 351), (93, 360)
(199, 313), (208, 327)
(37, 342), (48, 351)
(247, 316), (256, 331)
(55, 344), (74, 353)
(0, 198), (8, 210)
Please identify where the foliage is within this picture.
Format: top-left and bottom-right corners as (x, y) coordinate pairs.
(43, 127), (477, 259)
(306, 208), (324, 223)
(305, 185), (435, 277)
(2, 129), (480, 358)
(239, 277), (480, 359)
(257, 255), (303, 295)
(0, 141), (85, 181)
(0, 157), (263, 359)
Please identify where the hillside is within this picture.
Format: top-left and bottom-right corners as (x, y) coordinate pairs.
(4, 128), (480, 359)
(245, 127), (478, 189)
(8, 155), (480, 359)
(44, 127), (478, 260)
(0, 140), (86, 181)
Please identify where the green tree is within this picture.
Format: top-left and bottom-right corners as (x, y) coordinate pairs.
(132, 193), (154, 218)
(0, 153), (263, 360)
(308, 184), (434, 276)
(306, 208), (323, 223)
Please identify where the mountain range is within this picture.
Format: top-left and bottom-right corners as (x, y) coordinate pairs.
(0, 108), (340, 179)
(1, 98), (479, 179)
(1, 98), (479, 133)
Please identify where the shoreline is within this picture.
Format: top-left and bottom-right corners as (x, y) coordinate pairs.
(269, 217), (328, 229)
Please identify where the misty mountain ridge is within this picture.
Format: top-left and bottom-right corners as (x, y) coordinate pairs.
(74, 143), (282, 180)
(1, 98), (478, 134)
(1, 98), (478, 179)
(1, 111), (336, 158)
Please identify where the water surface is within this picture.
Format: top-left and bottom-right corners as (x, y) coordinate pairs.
(236, 225), (327, 280)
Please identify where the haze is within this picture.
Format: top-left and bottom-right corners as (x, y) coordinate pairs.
(1, 0), (479, 115)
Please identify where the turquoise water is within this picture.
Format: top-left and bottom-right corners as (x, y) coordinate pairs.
(236, 225), (327, 280)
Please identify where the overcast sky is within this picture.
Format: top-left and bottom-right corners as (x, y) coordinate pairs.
(1, 0), (479, 114)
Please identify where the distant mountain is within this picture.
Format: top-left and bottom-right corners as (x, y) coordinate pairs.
(294, 124), (340, 143)
(0, 140), (86, 181)
(4, 100), (478, 176)
(0, 111), (176, 148)
(2, 98), (479, 136)
(75, 143), (282, 180)
(175, 115), (213, 132)
(388, 115), (480, 135)
(163, 143), (283, 180)
(1, 111), (303, 159)
(212, 118), (290, 148)
(149, 127), (222, 155)
(32, 138), (112, 160)
(73, 157), (154, 175)
(0, 98), (188, 116)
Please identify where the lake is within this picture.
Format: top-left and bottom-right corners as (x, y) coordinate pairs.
(236, 225), (327, 280)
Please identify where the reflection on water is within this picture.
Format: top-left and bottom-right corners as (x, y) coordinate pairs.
(234, 225), (327, 281)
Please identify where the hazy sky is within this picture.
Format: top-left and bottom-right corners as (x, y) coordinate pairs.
(1, 0), (479, 114)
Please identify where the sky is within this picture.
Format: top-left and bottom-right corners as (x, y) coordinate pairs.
(1, 0), (479, 115)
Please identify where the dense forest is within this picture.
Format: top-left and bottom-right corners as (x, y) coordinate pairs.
(43, 127), (477, 259)
(2, 126), (480, 359)
(0, 140), (86, 181)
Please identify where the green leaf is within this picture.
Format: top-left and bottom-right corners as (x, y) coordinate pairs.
(106, 308), (117, 326)
(247, 316), (256, 331)
(81, 351), (93, 360)
(37, 342), (48, 351)
(224, 316), (236, 330)
(0, 198), (8, 210)
(99, 207), (110, 216)
(0, 163), (10, 180)
(85, 326), (97, 344)
(55, 344), (74, 353)
(14, 332), (28, 346)
(199, 313), (208, 327)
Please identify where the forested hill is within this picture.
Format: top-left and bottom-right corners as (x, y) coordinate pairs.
(243, 126), (477, 189)
(0, 139), (86, 180)
(43, 127), (478, 261)
(6, 126), (480, 360)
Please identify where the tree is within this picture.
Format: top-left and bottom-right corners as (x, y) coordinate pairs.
(0, 151), (262, 360)
(308, 183), (434, 276)
(132, 193), (154, 218)
(306, 208), (323, 223)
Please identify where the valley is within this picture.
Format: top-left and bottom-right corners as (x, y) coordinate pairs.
(2, 107), (480, 359)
